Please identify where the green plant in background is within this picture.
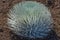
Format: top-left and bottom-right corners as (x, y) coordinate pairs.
(8, 1), (53, 39)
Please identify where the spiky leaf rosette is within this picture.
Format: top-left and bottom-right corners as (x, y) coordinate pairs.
(8, 1), (53, 39)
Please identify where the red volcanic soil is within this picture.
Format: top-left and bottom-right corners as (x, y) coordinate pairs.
(0, 0), (60, 40)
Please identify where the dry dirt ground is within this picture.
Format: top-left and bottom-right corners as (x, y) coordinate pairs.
(0, 0), (60, 40)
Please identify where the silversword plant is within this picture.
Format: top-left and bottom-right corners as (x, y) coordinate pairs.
(8, 1), (53, 39)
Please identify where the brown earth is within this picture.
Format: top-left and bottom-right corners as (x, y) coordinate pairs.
(0, 0), (60, 40)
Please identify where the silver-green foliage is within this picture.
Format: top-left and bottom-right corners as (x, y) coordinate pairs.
(8, 1), (53, 38)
